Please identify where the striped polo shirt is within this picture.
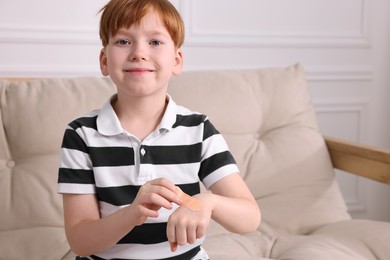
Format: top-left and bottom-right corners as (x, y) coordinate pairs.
(57, 95), (239, 260)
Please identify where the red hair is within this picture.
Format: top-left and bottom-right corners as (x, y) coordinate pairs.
(99, 0), (185, 48)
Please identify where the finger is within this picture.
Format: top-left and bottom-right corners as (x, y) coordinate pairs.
(147, 192), (174, 210)
(140, 206), (159, 219)
(187, 222), (197, 244)
(175, 222), (187, 246)
(166, 219), (177, 248)
(138, 186), (177, 209)
(169, 241), (178, 252)
(150, 178), (177, 192)
(131, 205), (160, 226)
(196, 224), (207, 239)
(148, 179), (182, 205)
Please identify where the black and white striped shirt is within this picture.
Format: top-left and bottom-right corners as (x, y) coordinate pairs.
(58, 95), (239, 260)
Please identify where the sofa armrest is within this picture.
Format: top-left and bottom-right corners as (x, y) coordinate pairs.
(324, 136), (390, 185)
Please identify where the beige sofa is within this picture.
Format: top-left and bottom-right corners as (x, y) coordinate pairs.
(1, 64), (390, 260)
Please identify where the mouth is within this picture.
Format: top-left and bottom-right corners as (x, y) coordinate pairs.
(123, 68), (154, 73)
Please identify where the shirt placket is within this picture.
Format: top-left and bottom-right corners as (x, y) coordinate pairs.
(138, 143), (153, 183)
(128, 133), (156, 184)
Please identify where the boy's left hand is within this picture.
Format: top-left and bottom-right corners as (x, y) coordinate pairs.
(166, 194), (211, 252)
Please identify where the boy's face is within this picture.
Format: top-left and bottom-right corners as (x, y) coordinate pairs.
(99, 10), (183, 98)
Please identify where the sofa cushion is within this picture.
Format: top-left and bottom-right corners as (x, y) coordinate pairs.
(203, 226), (275, 260)
(271, 219), (390, 260)
(0, 227), (69, 260)
(202, 219), (390, 260)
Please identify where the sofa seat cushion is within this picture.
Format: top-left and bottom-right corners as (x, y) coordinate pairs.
(271, 219), (390, 260)
(203, 229), (275, 260)
(203, 220), (390, 259)
(0, 227), (69, 260)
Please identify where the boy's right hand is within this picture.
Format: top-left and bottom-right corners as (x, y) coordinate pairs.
(130, 178), (182, 226)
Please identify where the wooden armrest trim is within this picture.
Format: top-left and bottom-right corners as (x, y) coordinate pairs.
(324, 136), (390, 185)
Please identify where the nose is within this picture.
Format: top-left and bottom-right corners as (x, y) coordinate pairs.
(129, 43), (147, 62)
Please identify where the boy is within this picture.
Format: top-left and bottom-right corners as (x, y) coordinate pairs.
(57, 0), (260, 259)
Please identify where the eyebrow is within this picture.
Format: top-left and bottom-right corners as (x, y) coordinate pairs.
(116, 28), (170, 38)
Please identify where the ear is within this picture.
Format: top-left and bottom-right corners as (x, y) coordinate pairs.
(99, 48), (109, 76)
(172, 48), (183, 76)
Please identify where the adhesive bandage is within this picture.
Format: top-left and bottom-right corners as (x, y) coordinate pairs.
(176, 187), (203, 211)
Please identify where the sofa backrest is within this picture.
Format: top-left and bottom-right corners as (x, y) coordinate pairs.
(0, 78), (117, 258)
(0, 65), (350, 258)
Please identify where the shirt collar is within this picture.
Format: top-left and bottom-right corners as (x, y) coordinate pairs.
(158, 94), (177, 133)
(96, 94), (177, 136)
(96, 94), (123, 136)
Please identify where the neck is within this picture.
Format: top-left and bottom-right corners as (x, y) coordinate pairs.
(113, 93), (168, 140)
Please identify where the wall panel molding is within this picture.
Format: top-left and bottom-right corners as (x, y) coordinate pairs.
(184, 33), (370, 48)
(184, 65), (373, 83)
(0, 64), (101, 78)
(314, 98), (369, 139)
(181, 0), (370, 48)
(0, 0), (371, 48)
(0, 25), (100, 45)
(305, 66), (373, 82)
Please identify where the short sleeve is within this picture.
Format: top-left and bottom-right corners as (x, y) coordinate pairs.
(57, 126), (96, 194)
(199, 119), (239, 189)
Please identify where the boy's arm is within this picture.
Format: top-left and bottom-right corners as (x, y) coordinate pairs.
(204, 173), (261, 233)
(63, 178), (182, 256)
(166, 173), (260, 251)
(63, 193), (135, 256)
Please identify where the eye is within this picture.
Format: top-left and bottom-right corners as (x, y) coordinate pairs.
(150, 40), (163, 46)
(116, 39), (130, 45)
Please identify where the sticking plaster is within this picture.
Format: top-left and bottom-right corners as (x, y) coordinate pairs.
(176, 187), (203, 211)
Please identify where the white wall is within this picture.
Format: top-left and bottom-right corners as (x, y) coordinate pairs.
(1, 0), (389, 221)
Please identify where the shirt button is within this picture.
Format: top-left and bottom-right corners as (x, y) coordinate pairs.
(140, 148), (146, 156)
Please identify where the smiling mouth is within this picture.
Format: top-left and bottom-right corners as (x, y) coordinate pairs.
(124, 68), (154, 73)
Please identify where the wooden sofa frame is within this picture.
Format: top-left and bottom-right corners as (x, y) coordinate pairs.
(325, 136), (390, 185)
